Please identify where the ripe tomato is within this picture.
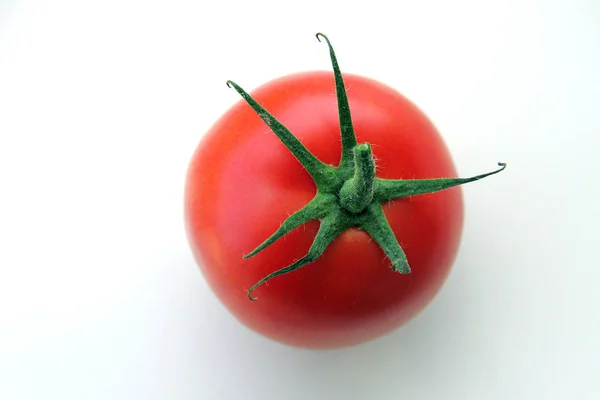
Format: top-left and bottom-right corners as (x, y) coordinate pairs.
(185, 34), (503, 349)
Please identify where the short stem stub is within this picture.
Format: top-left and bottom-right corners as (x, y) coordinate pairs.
(339, 143), (376, 214)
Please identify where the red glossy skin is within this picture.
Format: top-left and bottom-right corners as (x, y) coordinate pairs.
(185, 71), (464, 349)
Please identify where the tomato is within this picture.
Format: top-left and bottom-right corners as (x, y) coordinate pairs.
(184, 34), (504, 349)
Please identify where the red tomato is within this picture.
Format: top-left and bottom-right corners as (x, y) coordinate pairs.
(185, 35), (502, 349)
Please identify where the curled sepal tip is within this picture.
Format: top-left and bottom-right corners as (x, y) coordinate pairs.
(315, 32), (327, 42)
(247, 256), (313, 301)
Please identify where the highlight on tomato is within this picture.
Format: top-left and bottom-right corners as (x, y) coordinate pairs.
(185, 33), (505, 349)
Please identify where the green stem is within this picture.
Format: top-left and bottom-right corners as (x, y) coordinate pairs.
(339, 143), (376, 214)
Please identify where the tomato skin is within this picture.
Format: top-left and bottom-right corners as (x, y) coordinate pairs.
(185, 71), (464, 349)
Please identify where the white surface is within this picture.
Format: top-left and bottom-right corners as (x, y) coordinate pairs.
(1, 0), (599, 399)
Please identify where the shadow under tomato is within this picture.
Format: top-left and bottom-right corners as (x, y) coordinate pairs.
(170, 248), (481, 398)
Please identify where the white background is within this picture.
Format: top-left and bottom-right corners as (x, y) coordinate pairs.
(1, 0), (599, 399)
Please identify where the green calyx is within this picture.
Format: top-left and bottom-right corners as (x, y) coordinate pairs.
(227, 33), (506, 301)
